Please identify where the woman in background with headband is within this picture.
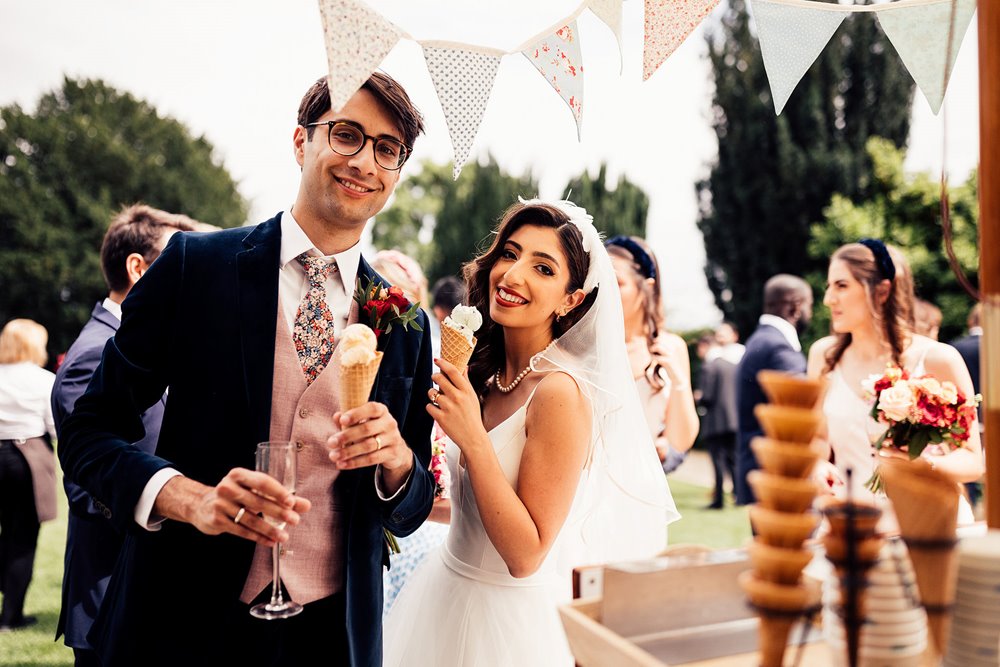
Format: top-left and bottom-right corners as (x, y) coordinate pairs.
(807, 239), (983, 527)
(606, 236), (699, 475)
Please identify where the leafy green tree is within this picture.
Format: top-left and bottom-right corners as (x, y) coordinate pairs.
(697, 0), (915, 337)
(807, 137), (978, 343)
(371, 155), (537, 286)
(0, 77), (247, 360)
(563, 163), (650, 238)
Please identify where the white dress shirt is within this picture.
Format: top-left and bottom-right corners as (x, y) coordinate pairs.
(758, 314), (803, 351)
(0, 362), (56, 440)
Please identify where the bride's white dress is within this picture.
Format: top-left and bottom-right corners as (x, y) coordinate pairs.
(383, 389), (582, 666)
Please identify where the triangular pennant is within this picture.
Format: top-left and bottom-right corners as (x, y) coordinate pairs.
(522, 22), (585, 139)
(422, 46), (502, 179)
(643, 0), (719, 81)
(751, 0), (846, 115)
(317, 0), (402, 112)
(589, 0), (625, 72)
(876, 0), (977, 114)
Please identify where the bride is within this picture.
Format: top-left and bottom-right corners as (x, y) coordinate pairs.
(383, 199), (678, 666)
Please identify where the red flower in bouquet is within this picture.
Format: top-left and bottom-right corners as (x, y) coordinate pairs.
(354, 276), (423, 341)
(863, 364), (980, 492)
(430, 429), (451, 500)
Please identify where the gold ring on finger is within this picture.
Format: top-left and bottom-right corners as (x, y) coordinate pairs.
(233, 507), (247, 525)
(375, 435), (383, 451)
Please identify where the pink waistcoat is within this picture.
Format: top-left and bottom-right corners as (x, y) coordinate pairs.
(240, 303), (353, 605)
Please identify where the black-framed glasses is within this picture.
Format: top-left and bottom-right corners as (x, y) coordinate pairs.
(305, 121), (410, 171)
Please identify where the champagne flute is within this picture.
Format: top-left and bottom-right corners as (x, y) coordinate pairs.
(249, 441), (304, 620)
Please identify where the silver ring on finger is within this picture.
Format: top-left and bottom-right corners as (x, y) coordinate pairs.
(374, 435), (383, 451)
(233, 507), (247, 525)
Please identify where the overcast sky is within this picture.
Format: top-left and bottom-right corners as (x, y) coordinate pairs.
(0, 0), (981, 330)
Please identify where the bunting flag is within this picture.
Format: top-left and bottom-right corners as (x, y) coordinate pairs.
(643, 0), (719, 81)
(877, 0), (977, 115)
(317, 0), (402, 112)
(589, 0), (625, 72)
(423, 45), (502, 178)
(751, 0), (846, 115)
(522, 22), (585, 139)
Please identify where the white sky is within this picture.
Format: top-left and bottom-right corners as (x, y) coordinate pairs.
(0, 0), (981, 330)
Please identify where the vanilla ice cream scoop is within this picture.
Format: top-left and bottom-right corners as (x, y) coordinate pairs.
(443, 305), (482, 345)
(339, 323), (377, 365)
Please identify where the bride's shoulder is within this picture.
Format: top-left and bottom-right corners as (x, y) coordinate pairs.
(806, 336), (838, 377)
(526, 372), (588, 418)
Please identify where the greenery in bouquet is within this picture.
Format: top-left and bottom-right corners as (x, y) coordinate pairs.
(863, 364), (980, 492)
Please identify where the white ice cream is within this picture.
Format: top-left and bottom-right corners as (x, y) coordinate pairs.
(443, 305), (482, 345)
(339, 323), (377, 365)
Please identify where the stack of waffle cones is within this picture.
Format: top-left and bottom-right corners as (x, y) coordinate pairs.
(440, 324), (477, 371)
(821, 497), (884, 667)
(337, 350), (384, 411)
(741, 371), (827, 667)
(879, 457), (960, 659)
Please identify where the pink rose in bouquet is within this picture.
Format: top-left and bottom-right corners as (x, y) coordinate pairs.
(863, 363), (980, 492)
(430, 428), (451, 500)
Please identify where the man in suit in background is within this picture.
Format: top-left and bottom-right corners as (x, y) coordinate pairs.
(735, 275), (813, 505)
(951, 303), (983, 507)
(51, 205), (196, 666)
(59, 73), (436, 666)
(697, 333), (740, 509)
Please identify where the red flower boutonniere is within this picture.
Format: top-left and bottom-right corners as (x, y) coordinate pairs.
(354, 276), (423, 340)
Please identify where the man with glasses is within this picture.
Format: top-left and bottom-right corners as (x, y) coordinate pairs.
(59, 73), (436, 666)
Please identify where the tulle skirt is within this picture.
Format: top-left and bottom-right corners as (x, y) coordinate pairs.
(383, 549), (574, 667)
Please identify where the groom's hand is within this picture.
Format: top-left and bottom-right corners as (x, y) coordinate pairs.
(328, 402), (414, 494)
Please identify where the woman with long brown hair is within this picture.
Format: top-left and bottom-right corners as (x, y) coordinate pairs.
(807, 240), (983, 521)
(605, 236), (699, 472)
(384, 200), (677, 666)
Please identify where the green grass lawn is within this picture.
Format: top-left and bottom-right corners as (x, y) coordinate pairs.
(1, 478), (749, 666)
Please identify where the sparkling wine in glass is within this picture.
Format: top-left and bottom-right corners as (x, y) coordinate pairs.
(249, 441), (304, 620)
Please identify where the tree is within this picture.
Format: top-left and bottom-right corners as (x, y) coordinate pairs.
(807, 137), (979, 343)
(371, 155), (537, 287)
(696, 0), (915, 336)
(0, 77), (247, 359)
(563, 163), (650, 238)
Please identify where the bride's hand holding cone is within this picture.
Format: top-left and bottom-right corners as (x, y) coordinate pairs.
(427, 357), (489, 458)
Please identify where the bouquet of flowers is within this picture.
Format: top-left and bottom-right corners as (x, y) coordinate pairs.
(430, 427), (451, 500)
(862, 364), (980, 492)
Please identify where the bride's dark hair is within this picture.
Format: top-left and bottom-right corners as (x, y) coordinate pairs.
(463, 201), (597, 398)
(823, 242), (915, 373)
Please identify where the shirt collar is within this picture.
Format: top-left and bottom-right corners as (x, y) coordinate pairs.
(970, 327), (983, 337)
(279, 209), (362, 297)
(102, 297), (123, 321)
(758, 314), (802, 351)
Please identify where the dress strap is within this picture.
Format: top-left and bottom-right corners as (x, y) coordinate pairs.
(910, 345), (932, 376)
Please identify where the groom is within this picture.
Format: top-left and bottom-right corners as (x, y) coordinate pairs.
(59, 73), (436, 666)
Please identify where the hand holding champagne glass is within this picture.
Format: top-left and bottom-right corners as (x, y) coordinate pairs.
(250, 441), (304, 620)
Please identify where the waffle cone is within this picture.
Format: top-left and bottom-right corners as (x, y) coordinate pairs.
(748, 539), (813, 585)
(758, 614), (796, 667)
(739, 572), (820, 667)
(440, 325), (476, 370)
(750, 505), (820, 549)
(750, 437), (823, 479)
(338, 351), (384, 411)
(757, 370), (827, 409)
(880, 458), (959, 656)
(754, 404), (823, 443)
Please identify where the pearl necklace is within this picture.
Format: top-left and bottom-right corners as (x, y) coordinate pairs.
(493, 340), (558, 394)
(494, 364), (533, 394)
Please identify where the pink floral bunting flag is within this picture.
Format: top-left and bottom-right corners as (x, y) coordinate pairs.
(643, 0), (719, 81)
(318, 0), (403, 112)
(521, 21), (584, 139)
(422, 45), (502, 179)
(876, 0), (976, 115)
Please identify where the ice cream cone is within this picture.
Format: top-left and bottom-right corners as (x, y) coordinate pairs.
(754, 404), (823, 443)
(338, 351), (384, 411)
(757, 370), (827, 409)
(748, 539), (814, 585)
(739, 571), (821, 667)
(750, 437), (823, 479)
(748, 470), (818, 513)
(823, 500), (881, 539)
(749, 505), (820, 549)
(440, 324), (476, 371)
(879, 458), (959, 658)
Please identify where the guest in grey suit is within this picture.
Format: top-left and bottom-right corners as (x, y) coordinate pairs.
(697, 334), (740, 509)
(735, 275), (813, 505)
(51, 204), (196, 667)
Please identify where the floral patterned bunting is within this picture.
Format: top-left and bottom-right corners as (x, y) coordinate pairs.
(521, 21), (585, 139)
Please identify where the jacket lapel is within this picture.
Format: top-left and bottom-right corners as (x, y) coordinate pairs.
(236, 217), (282, 445)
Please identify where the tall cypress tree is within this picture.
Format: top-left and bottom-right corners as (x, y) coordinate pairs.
(696, 0), (915, 335)
(563, 163), (650, 238)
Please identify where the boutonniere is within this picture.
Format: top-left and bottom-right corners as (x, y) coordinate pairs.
(354, 276), (423, 340)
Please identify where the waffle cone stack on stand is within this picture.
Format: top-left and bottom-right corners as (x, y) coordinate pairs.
(741, 371), (827, 667)
(822, 495), (884, 667)
(879, 457), (960, 660)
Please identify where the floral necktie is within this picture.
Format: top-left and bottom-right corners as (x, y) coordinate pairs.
(293, 254), (338, 384)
